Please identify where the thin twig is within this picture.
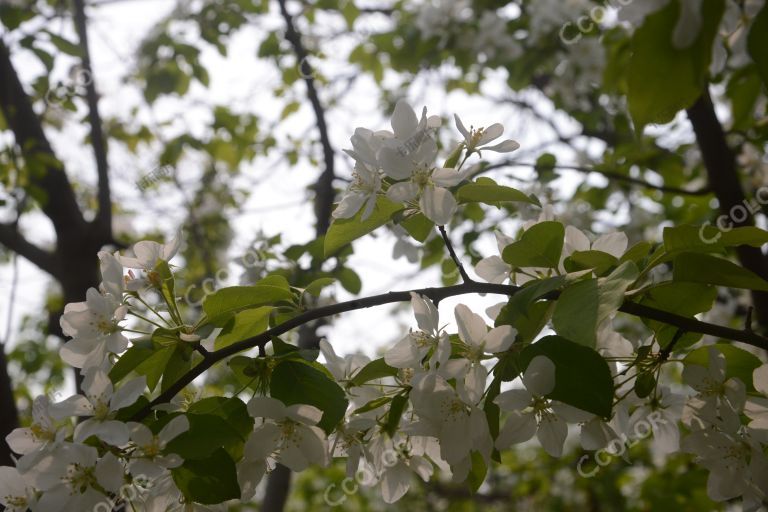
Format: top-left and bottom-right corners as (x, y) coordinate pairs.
(481, 160), (712, 197)
(277, 0), (335, 235)
(438, 225), (472, 283)
(73, 0), (112, 236)
(659, 328), (685, 361)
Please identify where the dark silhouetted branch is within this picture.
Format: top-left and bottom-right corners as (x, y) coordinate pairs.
(73, 0), (112, 237)
(687, 89), (768, 330)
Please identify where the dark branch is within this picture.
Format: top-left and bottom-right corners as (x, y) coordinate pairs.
(132, 281), (768, 421)
(686, 90), (768, 329)
(73, 0), (112, 236)
(482, 160), (712, 197)
(277, 0), (336, 236)
(0, 39), (85, 233)
(0, 223), (59, 276)
(438, 225), (472, 283)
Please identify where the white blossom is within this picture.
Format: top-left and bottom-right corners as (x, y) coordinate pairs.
(50, 369), (146, 446)
(384, 292), (450, 370)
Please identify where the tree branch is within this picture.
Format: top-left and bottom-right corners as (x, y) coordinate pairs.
(0, 223), (59, 276)
(438, 225), (472, 283)
(482, 160), (712, 197)
(132, 281), (768, 421)
(73, 0), (112, 236)
(0, 38), (85, 233)
(686, 89), (768, 329)
(277, 0), (335, 235)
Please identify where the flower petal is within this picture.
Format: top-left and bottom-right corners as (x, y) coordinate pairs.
(454, 304), (487, 347)
(431, 167), (464, 187)
(477, 123), (503, 145)
(483, 139), (520, 153)
(494, 389), (532, 411)
(483, 325), (516, 353)
(495, 410), (537, 449)
(523, 356), (556, 396)
(411, 292), (439, 334)
(475, 256), (510, 284)
(592, 232), (628, 258)
(248, 396), (287, 420)
(419, 186), (456, 226)
(391, 100), (418, 140)
(537, 414), (567, 457)
(387, 182), (419, 202)
(110, 376), (146, 411)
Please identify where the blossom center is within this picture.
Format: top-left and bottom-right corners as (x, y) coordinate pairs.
(412, 167), (432, 189)
(279, 420), (302, 448)
(30, 422), (54, 442)
(4, 495), (27, 508)
(63, 463), (97, 494)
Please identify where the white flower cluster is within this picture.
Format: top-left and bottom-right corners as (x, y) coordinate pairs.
(469, 213), (768, 508)
(414, 1), (522, 62)
(0, 237), (200, 511)
(335, 100), (519, 225)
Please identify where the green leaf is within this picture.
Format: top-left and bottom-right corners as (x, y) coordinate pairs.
(663, 225), (768, 254)
(552, 262), (637, 348)
(673, 252), (768, 291)
(161, 343), (195, 393)
(552, 278), (599, 347)
(354, 396), (392, 414)
(384, 393), (408, 436)
(399, 213), (434, 242)
(747, 3), (768, 87)
(502, 221), (564, 269)
(155, 260), (180, 323)
(638, 281), (717, 348)
(627, 0), (725, 131)
(620, 241), (653, 265)
(203, 286), (294, 326)
(521, 336), (614, 418)
(280, 101), (300, 120)
(457, 178), (539, 206)
(496, 276), (565, 326)
(685, 344), (763, 392)
(325, 196), (403, 257)
(109, 340), (154, 383)
(337, 267), (362, 294)
(215, 307), (273, 350)
(187, 397), (254, 440)
(172, 448), (240, 505)
(45, 31), (83, 57)
(134, 345), (176, 391)
(350, 358), (398, 386)
(167, 413), (247, 461)
(270, 360), (348, 433)
(227, 356), (266, 392)
(634, 372), (657, 399)
(597, 261), (638, 321)
(467, 451), (487, 493)
(564, 250), (618, 276)
(484, 377), (502, 463)
(304, 277), (336, 297)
